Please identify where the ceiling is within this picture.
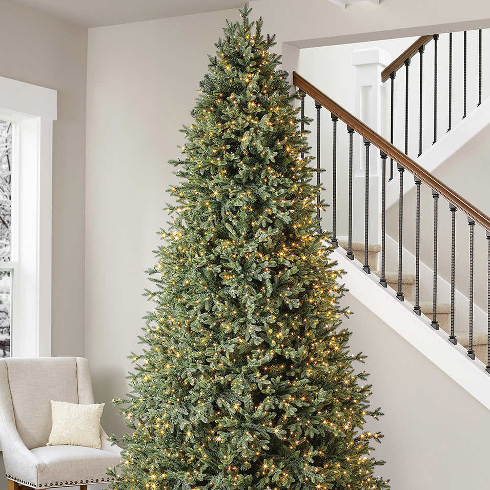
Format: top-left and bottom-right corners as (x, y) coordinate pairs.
(7, 0), (257, 28)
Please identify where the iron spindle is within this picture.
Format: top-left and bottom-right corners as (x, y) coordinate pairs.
(315, 101), (321, 232)
(390, 73), (396, 180)
(449, 205), (457, 344)
(300, 90), (305, 160)
(397, 164), (405, 300)
(414, 178), (422, 314)
(432, 190), (439, 329)
(468, 218), (475, 359)
(487, 231), (490, 372)
(331, 114), (338, 247)
(347, 126), (354, 260)
(479, 29), (483, 107)
(363, 139), (371, 274)
(433, 34), (439, 144)
(380, 152), (388, 287)
(448, 32), (453, 132)
(404, 59), (410, 155)
(463, 31), (467, 119)
(419, 45), (425, 156)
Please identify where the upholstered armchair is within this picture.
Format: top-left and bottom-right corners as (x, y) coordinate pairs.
(0, 357), (121, 490)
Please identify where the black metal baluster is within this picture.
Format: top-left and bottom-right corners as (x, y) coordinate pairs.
(331, 114), (338, 247)
(487, 231), (490, 372)
(380, 152), (388, 287)
(419, 46), (425, 156)
(479, 29), (483, 107)
(448, 32), (453, 132)
(404, 59), (410, 155)
(397, 164), (405, 300)
(300, 90), (305, 160)
(468, 219), (475, 359)
(449, 205), (457, 344)
(433, 34), (439, 144)
(432, 190), (439, 329)
(414, 177), (422, 314)
(347, 126), (354, 260)
(463, 30), (467, 119)
(390, 73), (396, 181)
(315, 101), (321, 232)
(363, 139), (371, 273)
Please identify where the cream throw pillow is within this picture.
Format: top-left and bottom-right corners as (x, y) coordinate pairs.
(47, 400), (105, 449)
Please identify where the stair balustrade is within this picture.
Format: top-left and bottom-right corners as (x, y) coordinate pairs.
(382, 30), (485, 173)
(294, 70), (490, 371)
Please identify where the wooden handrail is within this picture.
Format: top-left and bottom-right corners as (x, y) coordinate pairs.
(293, 71), (490, 231)
(381, 35), (434, 82)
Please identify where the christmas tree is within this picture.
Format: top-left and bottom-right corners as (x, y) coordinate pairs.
(109, 6), (389, 490)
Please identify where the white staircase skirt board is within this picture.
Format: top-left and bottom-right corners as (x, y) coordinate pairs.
(386, 95), (490, 211)
(332, 249), (490, 410)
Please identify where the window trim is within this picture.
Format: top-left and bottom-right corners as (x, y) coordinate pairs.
(0, 76), (57, 357)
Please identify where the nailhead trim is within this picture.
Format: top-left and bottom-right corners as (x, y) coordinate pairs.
(7, 473), (116, 488)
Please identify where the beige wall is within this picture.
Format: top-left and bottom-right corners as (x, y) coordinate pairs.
(85, 9), (241, 435)
(251, 0), (490, 49)
(0, 2), (87, 357)
(344, 292), (490, 490)
(84, 1), (490, 487)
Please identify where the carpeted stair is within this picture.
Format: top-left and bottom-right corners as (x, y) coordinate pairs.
(338, 241), (487, 362)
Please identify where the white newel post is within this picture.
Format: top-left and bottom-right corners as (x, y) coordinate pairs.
(352, 48), (391, 254)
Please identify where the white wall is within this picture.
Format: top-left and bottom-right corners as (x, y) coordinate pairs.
(344, 292), (490, 490)
(297, 38), (415, 240)
(0, 4), (87, 357)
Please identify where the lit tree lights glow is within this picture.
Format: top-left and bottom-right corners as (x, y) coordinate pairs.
(109, 6), (389, 490)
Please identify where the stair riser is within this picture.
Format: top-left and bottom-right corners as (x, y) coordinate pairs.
(423, 312), (450, 333)
(385, 280), (414, 302)
(456, 342), (488, 364)
(472, 344), (488, 364)
(349, 249), (378, 270)
(423, 312), (488, 363)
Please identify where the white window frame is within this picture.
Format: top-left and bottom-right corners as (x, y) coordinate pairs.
(0, 76), (57, 358)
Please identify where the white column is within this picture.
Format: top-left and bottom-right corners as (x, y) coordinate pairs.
(352, 48), (391, 250)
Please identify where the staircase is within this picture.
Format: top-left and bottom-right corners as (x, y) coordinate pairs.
(293, 38), (490, 401)
(341, 240), (487, 361)
(383, 31), (490, 208)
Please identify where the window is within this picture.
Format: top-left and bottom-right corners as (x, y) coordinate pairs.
(0, 76), (56, 358)
(0, 120), (12, 357)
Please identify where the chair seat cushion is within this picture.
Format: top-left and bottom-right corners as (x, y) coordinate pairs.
(30, 445), (120, 488)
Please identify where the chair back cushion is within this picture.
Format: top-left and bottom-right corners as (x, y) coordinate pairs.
(4, 357), (79, 449)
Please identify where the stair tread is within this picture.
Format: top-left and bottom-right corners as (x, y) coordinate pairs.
(374, 271), (416, 284)
(338, 241), (381, 253)
(419, 301), (451, 314)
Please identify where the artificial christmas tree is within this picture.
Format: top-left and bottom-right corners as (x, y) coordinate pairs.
(109, 6), (389, 490)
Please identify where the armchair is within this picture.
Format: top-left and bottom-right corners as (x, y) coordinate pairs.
(0, 357), (121, 490)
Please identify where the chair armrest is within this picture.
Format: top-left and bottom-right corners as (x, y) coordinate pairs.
(0, 361), (45, 484)
(100, 428), (122, 457)
(0, 410), (45, 484)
